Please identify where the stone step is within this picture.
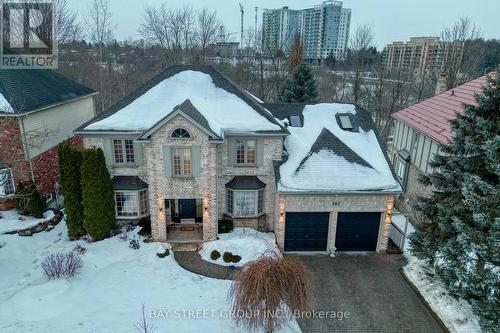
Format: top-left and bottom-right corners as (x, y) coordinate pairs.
(171, 242), (201, 252)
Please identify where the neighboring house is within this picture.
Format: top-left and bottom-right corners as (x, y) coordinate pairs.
(76, 65), (401, 253)
(389, 73), (494, 217)
(0, 69), (97, 210)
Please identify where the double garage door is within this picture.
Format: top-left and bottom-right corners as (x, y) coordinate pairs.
(284, 212), (381, 252)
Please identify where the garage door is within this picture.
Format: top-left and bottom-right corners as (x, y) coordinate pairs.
(335, 212), (381, 251)
(284, 212), (329, 251)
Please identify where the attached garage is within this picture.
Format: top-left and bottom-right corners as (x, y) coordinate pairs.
(335, 212), (381, 251)
(284, 212), (330, 251)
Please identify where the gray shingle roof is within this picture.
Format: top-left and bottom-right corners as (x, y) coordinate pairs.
(0, 69), (96, 115)
(112, 176), (148, 190)
(78, 65), (287, 133)
(225, 176), (266, 190)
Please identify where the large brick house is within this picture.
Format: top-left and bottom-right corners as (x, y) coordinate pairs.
(0, 69), (97, 210)
(389, 72), (495, 219)
(76, 65), (401, 253)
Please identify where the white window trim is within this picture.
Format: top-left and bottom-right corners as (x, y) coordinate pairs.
(171, 128), (192, 139)
(0, 168), (15, 197)
(112, 139), (135, 165)
(115, 189), (149, 219)
(226, 189), (265, 218)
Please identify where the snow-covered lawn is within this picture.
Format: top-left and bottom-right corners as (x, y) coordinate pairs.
(0, 210), (55, 234)
(199, 228), (280, 267)
(396, 214), (482, 333)
(0, 220), (300, 333)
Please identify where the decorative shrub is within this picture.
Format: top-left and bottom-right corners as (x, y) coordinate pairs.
(218, 217), (233, 234)
(118, 226), (129, 241)
(72, 244), (87, 255)
(157, 249), (170, 258)
(41, 252), (83, 279)
(223, 251), (234, 263)
(229, 252), (312, 332)
(210, 250), (221, 260)
(129, 238), (140, 250)
(232, 255), (242, 263)
(15, 183), (27, 214)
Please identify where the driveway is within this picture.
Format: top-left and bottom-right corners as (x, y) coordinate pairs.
(290, 254), (444, 333)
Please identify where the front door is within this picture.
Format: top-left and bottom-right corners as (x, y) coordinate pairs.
(179, 199), (196, 220)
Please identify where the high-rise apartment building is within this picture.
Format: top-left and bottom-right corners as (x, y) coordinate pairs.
(262, 1), (351, 62)
(382, 37), (464, 77)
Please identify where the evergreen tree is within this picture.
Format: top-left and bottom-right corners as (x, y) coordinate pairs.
(409, 72), (500, 331)
(81, 148), (115, 241)
(279, 64), (319, 103)
(25, 183), (44, 218)
(15, 183), (27, 214)
(58, 141), (85, 239)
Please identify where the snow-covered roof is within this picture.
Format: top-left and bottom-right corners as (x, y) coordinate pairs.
(0, 92), (13, 113)
(80, 66), (285, 136)
(269, 103), (402, 193)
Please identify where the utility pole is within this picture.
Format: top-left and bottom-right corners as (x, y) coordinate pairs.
(239, 3), (244, 49)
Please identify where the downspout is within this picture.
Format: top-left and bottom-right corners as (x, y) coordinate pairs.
(19, 116), (35, 183)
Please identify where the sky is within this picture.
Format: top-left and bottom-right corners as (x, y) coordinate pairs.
(68, 0), (500, 49)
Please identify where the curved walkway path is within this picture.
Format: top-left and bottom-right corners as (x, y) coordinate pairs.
(174, 251), (240, 280)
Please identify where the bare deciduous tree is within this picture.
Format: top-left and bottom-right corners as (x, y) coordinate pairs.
(197, 8), (220, 61)
(440, 16), (480, 89)
(56, 0), (82, 43)
(349, 24), (375, 103)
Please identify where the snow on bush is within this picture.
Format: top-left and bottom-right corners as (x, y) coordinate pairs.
(41, 252), (83, 279)
(200, 228), (280, 267)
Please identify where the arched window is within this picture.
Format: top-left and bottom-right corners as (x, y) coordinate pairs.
(171, 128), (190, 138)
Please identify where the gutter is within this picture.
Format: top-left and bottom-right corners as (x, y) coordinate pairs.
(0, 92), (99, 118)
(279, 189), (403, 195)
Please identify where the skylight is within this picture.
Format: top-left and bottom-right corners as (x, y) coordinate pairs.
(289, 115), (302, 127)
(338, 114), (353, 130)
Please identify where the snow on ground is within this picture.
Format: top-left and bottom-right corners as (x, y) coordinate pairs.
(397, 214), (482, 333)
(0, 210), (55, 234)
(278, 103), (401, 192)
(85, 70), (281, 135)
(0, 220), (300, 333)
(199, 228), (280, 267)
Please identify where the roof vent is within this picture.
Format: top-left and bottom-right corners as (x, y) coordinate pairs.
(337, 113), (354, 130)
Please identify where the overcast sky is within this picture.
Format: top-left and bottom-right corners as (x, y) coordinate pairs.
(68, 0), (500, 49)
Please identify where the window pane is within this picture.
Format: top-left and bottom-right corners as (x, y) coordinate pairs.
(113, 139), (124, 163)
(115, 191), (138, 217)
(246, 140), (256, 164)
(258, 189), (264, 213)
(236, 140), (245, 164)
(139, 190), (149, 215)
(125, 140), (135, 163)
(0, 169), (15, 196)
(235, 191), (256, 216)
(227, 189), (233, 214)
(182, 149), (192, 175)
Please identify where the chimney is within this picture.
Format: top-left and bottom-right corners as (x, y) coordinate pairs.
(435, 74), (447, 95)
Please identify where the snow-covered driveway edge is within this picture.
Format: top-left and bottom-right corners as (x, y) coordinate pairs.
(0, 210), (56, 234)
(402, 255), (482, 333)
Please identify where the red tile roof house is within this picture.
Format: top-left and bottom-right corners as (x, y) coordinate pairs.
(76, 65), (402, 253)
(0, 69), (97, 210)
(389, 72), (495, 217)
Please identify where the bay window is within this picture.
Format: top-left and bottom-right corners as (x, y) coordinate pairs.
(115, 189), (149, 218)
(0, 168), (15, 197)
(226, 189), (265, 217)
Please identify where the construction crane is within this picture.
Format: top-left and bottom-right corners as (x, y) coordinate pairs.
(239, 3), (244, 49)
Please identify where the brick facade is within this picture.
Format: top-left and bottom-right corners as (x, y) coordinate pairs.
(396, 163), (432, 222)
(0, 116), (83, 210)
